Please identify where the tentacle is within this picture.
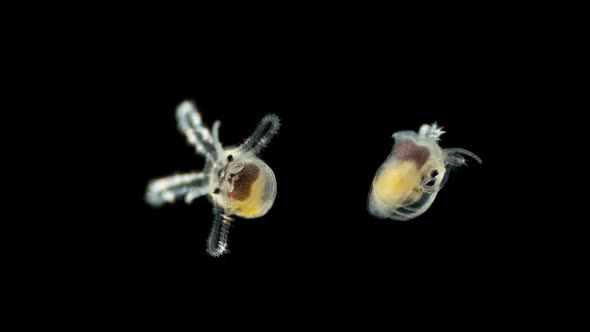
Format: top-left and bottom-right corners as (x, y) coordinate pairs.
(206, 208), (232, 257)
(184, 185), (211, 204)
(444, 148), (483, 167)
(176, 101), (219, 161)
(146, 172), (208, 207)
(237, 114), (280, 155)
(211, 120), (225, 159)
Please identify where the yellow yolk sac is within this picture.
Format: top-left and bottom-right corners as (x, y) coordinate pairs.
(227, 161), (276, 219)
(371, 161), (423, 211)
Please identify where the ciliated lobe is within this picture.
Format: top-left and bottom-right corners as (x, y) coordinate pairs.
(228, 163), (260, 201)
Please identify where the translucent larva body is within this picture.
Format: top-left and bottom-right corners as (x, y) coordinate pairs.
(146, 101), (280, 257)
(368, 123), (481, 221)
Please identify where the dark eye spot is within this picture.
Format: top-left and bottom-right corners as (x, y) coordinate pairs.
(227, 155), (233, 162)
(213, 188), (220, 194)
(430, 170), (439, 178)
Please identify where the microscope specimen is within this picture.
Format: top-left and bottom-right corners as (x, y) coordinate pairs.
(146, 101), (280, 257)
(368, 122), (482, 221)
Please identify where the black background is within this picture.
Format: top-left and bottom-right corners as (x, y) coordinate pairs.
(1, 81), (587, 288)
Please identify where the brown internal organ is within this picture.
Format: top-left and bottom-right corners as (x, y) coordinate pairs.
(228, 163), (260, 201)
(394, 140), (431, 169)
